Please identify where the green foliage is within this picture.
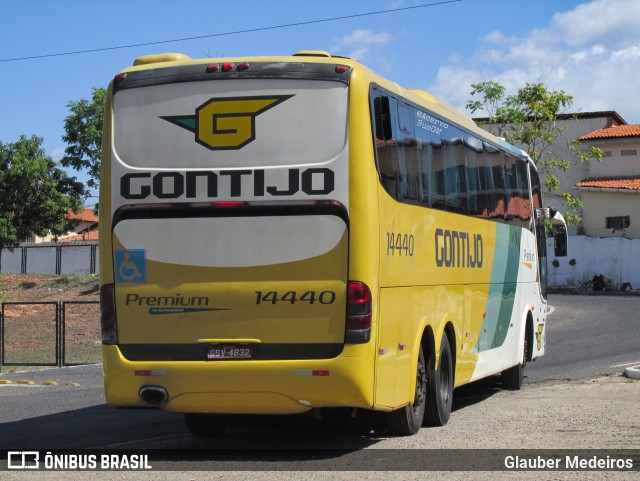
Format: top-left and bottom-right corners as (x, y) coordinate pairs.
(0, 280), (7, 302)
(0, 135), (85, 250)
(467, 81), (604, 226)
(61, 87), (106, 191)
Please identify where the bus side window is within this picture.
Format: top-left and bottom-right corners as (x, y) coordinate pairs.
(397, 102), (418, 202)
(505, 155), (531, 227)
(373, 93), (402, 199)
(441, 127), (467, 214)
(464, 134), (484, 217)
(482, 143), (506, 221)
(414, 107), (441, 209)
(374, 95), (392, 142)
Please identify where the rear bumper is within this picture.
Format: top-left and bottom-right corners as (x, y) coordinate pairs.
(102, 344), (375, 414)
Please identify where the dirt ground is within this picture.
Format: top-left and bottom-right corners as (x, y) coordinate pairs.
(0, 273), (99, 303)
(0, 273), (100, 367)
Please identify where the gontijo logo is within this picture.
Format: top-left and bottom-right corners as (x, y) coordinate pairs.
(161, 95), (294, 150)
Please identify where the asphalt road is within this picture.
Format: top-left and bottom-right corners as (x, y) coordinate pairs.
(525, 294), (640, 382)
(0, 294), (638, 454)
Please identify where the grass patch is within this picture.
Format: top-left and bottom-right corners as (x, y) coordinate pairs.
(43, 273), (98, 289)
(0, 281), (7, 302)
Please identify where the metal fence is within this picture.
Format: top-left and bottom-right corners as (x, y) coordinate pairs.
(0, 301), (100, 371)
(0, 242), (99, 275)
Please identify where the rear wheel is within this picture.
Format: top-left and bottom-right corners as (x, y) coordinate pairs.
(424, 333), (453, 426)
(387, 347), (427, 435)
(184, 413), (228, 438)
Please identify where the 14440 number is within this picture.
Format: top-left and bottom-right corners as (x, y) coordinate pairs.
(386, 232), (415, 256)
(255, 290), (336, 305)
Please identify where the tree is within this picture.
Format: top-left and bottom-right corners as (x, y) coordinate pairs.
(62, 87), (105, 191)
(0, 135), (85, 250)
(466, 81), (603, 226)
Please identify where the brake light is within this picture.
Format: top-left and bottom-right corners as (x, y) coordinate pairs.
(100, 283), (118, 345)
(211, 201), (244, 208)
(345, 281), (372, 344)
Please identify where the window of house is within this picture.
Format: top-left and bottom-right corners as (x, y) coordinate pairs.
(602, 151), (612, 157)
(606, 216), (630, 230)
(621, 150), (637, 156)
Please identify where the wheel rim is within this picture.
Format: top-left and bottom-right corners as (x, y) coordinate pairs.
(413, 356), (427, 413)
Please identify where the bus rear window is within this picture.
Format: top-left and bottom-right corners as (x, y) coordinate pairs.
(113, 80), (348, 170)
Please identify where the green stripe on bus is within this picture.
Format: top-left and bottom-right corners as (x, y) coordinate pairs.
(475, 224), (521, 352)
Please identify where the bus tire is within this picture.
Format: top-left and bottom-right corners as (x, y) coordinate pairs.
(184, 413), (228, 438)
(502, 331), (527, 390)
(387, 347), (427, 435)
(424, 333), (453, 426)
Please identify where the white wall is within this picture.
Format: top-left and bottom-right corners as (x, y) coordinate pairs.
(581, 190), (640, 238)
(548, 235), (640, 291)
(589, 139), (640, 178)
(0, 243), (99, 275)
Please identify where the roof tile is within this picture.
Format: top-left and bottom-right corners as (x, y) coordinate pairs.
(66, 208), (99, 223)
(576, 177), (640, 190)
(579, 124), (640, 141)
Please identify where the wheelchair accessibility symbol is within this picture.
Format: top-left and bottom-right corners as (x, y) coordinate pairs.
(115, 249), (147, 283)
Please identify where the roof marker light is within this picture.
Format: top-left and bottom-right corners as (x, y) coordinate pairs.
(206, 64), (219, 72)
(114, 73), (127, 83)
(335, 65), (349, 74)
(222, 62), (235, 72)
(236, 62), (250, 71)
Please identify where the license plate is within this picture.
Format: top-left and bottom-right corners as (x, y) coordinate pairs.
(207, 344), (254, 360)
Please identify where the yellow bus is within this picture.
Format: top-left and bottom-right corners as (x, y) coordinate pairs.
(100, 50), (567, 436)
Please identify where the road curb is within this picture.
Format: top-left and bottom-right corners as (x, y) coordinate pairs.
(624, 365), (640, 380)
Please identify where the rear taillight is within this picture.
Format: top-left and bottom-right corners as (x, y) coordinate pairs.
(100, 283), (118, 345)
(345, 281), (372, 344)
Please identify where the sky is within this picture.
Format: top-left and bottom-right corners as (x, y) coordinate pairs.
(1, 0), (639, 205)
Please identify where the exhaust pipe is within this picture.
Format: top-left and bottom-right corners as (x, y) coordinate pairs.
(139, 386), (168, 404)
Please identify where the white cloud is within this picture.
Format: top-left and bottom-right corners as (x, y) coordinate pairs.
(340, 29), (393, 48)
(551, 0), (640, 48)
(484, 30), (506, 44)
(333, 29), (394, 64)
(429, 0), (640, 123)
(50, 146), (66, 161)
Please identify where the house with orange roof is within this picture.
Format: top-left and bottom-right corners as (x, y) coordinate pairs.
(577, 124), (640, 238)
(31, 207), (99, 243)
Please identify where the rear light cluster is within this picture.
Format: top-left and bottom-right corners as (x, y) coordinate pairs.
(204, 63), (348, 74)
(345, 281), (372, 344)
(206, 62), (250, 73)
(100, 284), (118, 345)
